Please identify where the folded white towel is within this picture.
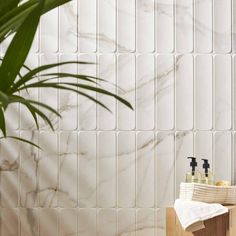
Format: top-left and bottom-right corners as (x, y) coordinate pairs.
(174, 199), (228, 232)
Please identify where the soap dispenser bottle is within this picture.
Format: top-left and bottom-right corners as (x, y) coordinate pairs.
(201, 159), (214, 185)
(185, 157), (201, 183)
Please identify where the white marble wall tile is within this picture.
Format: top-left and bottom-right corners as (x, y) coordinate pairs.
(156, 132), (174, 206)
(39, 209), (58, 236)
(233, 132), (236, 184)
(117, 54), (135, 130)
(98, 209), (116, 236)
(78, 209), (96, 236)
(156, 132), (174, 235)
(156, 55), (174, 130)
(175, 131), (194, 197)
(20, 54), (39, 130)
(117, 0), (135, 52)
(156, 0), (174, 52)
(176, 55), (193, 130)
(39, 54), (59, 130)
(195, 55), (212, 130)
(20, 208), (39, 236)
(59, 54), (78, 130)
(59, 132), (77, 207)
(1, 208), (19, 236)
(118, 209), (135, 235)
(214, 55), (231, 130)
(233, 0), (236, 52)
(40, 8), (59, 53)
(78, 0), (96, 52)
(98, 132), (116, 208)
(214, 132), (232, 183)
(78, 132), (97, 208)
(156, 208), (166, 236)
(0, 131), (20, 207)
(39, 132), (58, 207)
(20, 131), (39, 207)
(136, 0), (155, 52)
(78, 54), (97, 130)
(118, 132), (135, 207)
(136, 132), (155, 208)
(194, 0), (212, 53)
(213, 0), (232, 53)
(59, 1), (78, 53)
(233, 56), (236, 130)
(195, 131), (213, 165)
(136, 54), (155, 130)
(98, 54), (116, 130)
(98, 0), (116, 52)
(136, 209), (155, 236)
(176, 0), (193, 52)
(59, 209), (77, 236)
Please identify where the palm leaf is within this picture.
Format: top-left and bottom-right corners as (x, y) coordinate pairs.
(0, 107), (6, 137)
(0, 0), (45, 91)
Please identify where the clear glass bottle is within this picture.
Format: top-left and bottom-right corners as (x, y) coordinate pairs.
(185, 157), (201, 183)
(201, 159), (214, 185)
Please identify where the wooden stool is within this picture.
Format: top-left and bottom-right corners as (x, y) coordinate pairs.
(166, 206), (236, 236)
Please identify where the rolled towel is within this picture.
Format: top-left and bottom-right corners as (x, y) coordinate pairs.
(174, 199), (228, 232)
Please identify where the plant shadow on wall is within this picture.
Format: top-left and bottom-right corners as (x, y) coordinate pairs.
(0, 0), (133, 147)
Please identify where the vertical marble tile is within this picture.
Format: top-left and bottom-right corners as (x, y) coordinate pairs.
(195, 55), (213, 130)
(98, 0), (116, 52)
(176, 55), (193, 130)
(194, 0), (212, 53)
(59, 132), (77, 207)
(156, 208), (166, 236)
(176, 0), (193, 52)
(78, 209), (96, 236)
(233, 56), (236, 130)
(214, 132), (232, 183)
(117, 132), (135, 208)
(0, 131), (20, 207)
(59, 1), (78, 53)
(1, 208), (19, 236)
(39, 209), (58, 236)
(78, 132), (97, 208)
(98, 132), (116, 208)
(78, 0), (96, 52)
(98, 209), (117, 236)
(214, 55), (231, 130)
(97, 54), (116, 130)
(117, 0), (135, 52)
(233, 0), (236, 52)
(40, 8), (59, 53)
(39, 132), (58, 207)
(20, 54), (39, 130)
(136, 132), (155, 208)
(156, 0), (174, 52)
(233, 132), (236, 184)
(39, 54), (59, 130)
(136, 209), (155, 236)
(136, 0), (155, 52)
(117, 54), (135, 130)
(59, 209), (77, 236)
(213, 0), (231, 53)
(156, 55), (174, 130)
(136, 54), (155, 130)
(118, 209), (135, 235)
(195, 131), (213, 165)
(156, 132), (174, 235)
(20, 131), (39, 207)
(20, 208), (39, 236)
(156, 132), (174, 206)
(59, 54), (78, 130)
(175, 131), (194, 196)
(78, 54), (97, 130)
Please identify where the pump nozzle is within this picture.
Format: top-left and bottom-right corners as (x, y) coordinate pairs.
(187, 157), (197, 176)
(202, 159), (210, 177)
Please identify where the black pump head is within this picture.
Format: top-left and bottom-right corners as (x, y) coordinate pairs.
(202, 159), (210, 177)
(187, 157), (197, 176)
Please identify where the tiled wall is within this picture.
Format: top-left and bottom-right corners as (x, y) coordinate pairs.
(0, 0), (236, 235)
